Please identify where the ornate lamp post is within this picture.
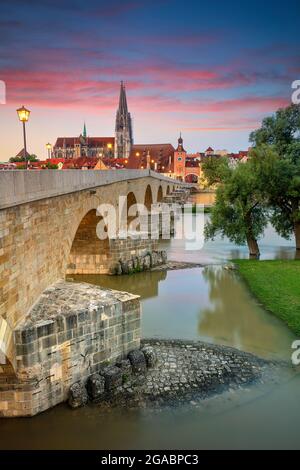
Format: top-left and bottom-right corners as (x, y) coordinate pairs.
(16, 106), (30, 169)
(46, 143), (52, 160)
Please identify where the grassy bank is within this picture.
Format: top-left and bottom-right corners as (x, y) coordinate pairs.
(234, 259), (300, 335)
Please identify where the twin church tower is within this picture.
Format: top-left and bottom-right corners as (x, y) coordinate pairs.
(114, 81), (133, 158)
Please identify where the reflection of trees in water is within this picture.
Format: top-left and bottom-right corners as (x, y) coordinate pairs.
(72, 270), (167, 300)
(199, 266), (287, 355)
(273, 247), (298, 260)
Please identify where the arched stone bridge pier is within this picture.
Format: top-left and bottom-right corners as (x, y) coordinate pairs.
(0, 170), (191, 416)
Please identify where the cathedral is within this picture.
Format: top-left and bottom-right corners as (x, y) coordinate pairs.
(53, 82), (133, 159)
(114, 81), (133, 158)
(52, 81), (201, 183)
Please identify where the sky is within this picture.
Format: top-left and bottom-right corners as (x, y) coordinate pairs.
(0, 0), (299, 160)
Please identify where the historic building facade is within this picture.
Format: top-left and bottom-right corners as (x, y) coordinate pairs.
(53, 121), (114, 159)
(50, 82), (248, 184)
(127, 134), (202, 183)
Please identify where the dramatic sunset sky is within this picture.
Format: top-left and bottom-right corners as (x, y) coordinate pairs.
(0, 0), (299, 160)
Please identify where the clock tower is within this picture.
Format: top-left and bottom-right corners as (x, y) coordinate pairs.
(173, 133), (186, 180)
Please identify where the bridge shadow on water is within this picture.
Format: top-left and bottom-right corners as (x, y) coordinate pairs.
(70, 269), (167, 300)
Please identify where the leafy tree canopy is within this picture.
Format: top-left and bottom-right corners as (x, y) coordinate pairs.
(249, 104), (300, 248)
(9, 154), (39, 163)
(250, 104), (300, 156)
(201, 156), (231, 186)
(205, 161), (267, 256)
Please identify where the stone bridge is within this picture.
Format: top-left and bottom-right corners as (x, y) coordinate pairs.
(0, 169), (190, 415)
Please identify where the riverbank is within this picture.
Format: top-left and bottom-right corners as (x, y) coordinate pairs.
(235, 260), (300, 335)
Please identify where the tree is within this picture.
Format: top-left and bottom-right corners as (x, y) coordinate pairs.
(201, 156), (231, 187)
(250, 104), (300, 250)
(45, 162), (58, 169)
(9, 154), (39, 163)
(204, 161), (267, 257)
(250, 144), (300, 250)
(250, 104), (300, 156)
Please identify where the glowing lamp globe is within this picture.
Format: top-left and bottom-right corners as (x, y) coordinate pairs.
(17, 106), (30, 122)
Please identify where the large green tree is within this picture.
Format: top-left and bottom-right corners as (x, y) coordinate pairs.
(201, 156), (231, 187)
(9, 154), (39, 163)
(250, 104), (300, 250)
(204, 161), (267, 257)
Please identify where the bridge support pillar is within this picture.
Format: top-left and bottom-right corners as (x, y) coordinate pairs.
(0, 281), (140, 417)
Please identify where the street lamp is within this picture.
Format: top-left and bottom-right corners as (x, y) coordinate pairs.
(46, 143), (52, 160)
(16, 106), (30, 169)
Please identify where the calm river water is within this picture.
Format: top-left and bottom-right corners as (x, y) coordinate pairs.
(0, 195), (299, 449)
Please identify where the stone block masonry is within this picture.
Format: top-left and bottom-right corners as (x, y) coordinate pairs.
(0, 170), (190, 414)
(0, 172), (181, 359)
(0, 281), (140, 417)
(66, 234), (160, 275)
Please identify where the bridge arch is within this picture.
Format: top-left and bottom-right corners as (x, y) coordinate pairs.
(157, 185), (163, 202)
(144, 185), (153, 211)
(185, 174), (199, 183)
(126, 191), (139, 223)
(66, 209), (110, 275)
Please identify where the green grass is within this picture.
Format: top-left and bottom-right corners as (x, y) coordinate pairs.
(234, 259), (300, 335)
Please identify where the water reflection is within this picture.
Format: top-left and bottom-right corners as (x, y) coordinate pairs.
(162, 214), (296, 265)
(199, 266), (295, 358)
(1, 372), (300, 449)
(189, 192), (216, 206)
(72, 270), (167, 300)
(1, 211), (299, 449)
(74, 266), (295, 360)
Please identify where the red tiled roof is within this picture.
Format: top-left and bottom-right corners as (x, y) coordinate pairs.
(72, 157), (99, 168)
(46, 158), (66, 165)
(102, 157), (128, 169)
(127, 143), (175, 171)
(187, 153), (201, 159)
(54, 137), (114, 148)
(62, 161), (75, 169)
(0, 163), (17, 169)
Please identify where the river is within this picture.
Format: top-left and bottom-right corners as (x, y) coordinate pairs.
(0, 194), (299, 449)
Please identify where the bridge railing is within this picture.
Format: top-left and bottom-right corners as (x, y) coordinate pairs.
(0, 169), (191, 210)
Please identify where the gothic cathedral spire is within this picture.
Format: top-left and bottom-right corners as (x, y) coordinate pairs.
(115, 81), (133, 158)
